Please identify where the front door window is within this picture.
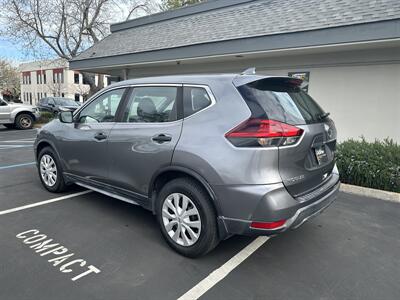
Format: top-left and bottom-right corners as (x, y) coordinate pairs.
(78, 89), (126, 123)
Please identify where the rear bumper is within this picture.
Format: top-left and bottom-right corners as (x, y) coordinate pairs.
(214, 173), (340, 236)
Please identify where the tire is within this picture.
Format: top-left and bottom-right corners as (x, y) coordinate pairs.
(15, 113), (34, 129)
(3, 124), (14, 129)
(156, 178), (219, 257)
(37, 147), (67, 193)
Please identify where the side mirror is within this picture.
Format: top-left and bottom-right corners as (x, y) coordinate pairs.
(59, 111), (73, 123)
(49, 103), (55, 107)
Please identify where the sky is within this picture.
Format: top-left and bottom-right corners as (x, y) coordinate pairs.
(0, 38), (34, 63)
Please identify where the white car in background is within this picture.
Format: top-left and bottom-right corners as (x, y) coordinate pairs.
(0, 96), (41, 129)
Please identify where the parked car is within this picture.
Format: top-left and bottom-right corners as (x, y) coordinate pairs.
(0, 97), (40, 129)
(37, 97), (80, 114)
(34, 73), (340, 257)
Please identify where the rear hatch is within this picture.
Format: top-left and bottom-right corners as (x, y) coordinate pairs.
(234, 76), (337, 198)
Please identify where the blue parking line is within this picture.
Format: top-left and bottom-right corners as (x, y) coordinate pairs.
(0, 162), (36, 170)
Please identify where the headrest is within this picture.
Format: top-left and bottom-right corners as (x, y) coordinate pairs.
(137, 97), (156, 118)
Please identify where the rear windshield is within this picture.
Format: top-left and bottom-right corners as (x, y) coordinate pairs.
(237, 80), (325, 125)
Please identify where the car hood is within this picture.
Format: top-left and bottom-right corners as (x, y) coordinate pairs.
(9, 103), (37, 109)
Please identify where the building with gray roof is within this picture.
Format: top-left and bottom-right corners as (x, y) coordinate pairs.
(70, 0), (400, 142)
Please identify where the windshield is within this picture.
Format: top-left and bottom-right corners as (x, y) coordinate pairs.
(55, 98), (78, 106)
(237, 80), (326, 125)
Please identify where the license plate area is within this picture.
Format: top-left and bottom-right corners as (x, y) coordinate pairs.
(314, 145), (328, 165)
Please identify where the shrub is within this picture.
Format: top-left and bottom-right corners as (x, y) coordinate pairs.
(38, 111), (55, 124)
(336, 138), (400, 193)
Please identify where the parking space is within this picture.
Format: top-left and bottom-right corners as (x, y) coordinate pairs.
(0, 126), (399, 300)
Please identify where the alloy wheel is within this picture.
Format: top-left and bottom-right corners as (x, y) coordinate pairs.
(20, 117), (32, 128)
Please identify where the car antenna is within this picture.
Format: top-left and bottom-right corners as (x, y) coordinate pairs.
(241, 67), (256, 75)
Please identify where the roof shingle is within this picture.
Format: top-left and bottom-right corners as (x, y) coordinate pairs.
(74, 0), (400, 61)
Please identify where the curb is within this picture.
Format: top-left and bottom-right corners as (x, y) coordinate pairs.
(340, 183), (400, 203)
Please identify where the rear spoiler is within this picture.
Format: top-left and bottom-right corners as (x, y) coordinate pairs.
(233, 75), (303, 88)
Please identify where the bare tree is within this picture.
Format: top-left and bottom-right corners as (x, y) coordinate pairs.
(46, 81), (66, 98)
(0, 0), (156, 95)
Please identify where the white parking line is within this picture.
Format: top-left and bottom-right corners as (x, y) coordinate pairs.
(0, 191), (92, 216)
(178, 236), (270, 300)
(0, 138), (35, 143)
(0, 145), (33, 150)
(0, 162), (36, 170)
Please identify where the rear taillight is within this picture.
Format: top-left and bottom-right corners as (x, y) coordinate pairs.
(225, 119), (303, 147)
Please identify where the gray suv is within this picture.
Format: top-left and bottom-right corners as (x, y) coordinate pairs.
(34, 74), (340, 257)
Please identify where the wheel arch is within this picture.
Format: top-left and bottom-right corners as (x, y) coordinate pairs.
(149, 166), (229, 240)
(14, 110), (37, 122)
(35, 139), (62, 165)
(149, 166), (221, 215)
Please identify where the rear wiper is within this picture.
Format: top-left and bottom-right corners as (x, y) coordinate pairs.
(317, 112), (330, 120)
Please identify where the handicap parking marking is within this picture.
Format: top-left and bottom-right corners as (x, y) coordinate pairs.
(0, 190), (91, 216)
(0, 161), (36, 170)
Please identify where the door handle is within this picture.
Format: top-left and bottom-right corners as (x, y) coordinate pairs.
(94, 132), (107, 141)
(152, 134), (172, 143)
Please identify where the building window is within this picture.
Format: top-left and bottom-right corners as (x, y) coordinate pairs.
(74, 93), (80, 102)
(22, 72), (31, 85)
(53, 69), (64, 84)
(74, 73), (80, 84)
(36, 70), (46, 84)
(29, 93), (32, 105)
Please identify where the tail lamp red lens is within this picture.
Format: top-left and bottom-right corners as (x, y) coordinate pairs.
(250, 219), (286, 230)
(225, 119), (303, 147)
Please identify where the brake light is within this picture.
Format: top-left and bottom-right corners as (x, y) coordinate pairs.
(225, 119), (303, 147)
(250, 219), (286, 230)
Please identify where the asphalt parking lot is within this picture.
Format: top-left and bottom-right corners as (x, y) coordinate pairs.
(0, 125), (399, 300)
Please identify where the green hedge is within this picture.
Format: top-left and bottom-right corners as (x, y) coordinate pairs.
(38, 111), (55, 124)
(336, 138), (400, 193)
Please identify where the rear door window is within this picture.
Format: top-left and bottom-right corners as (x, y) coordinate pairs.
(122, 86), (178, 123)
(237, 79), (325, 125)
(183, 87), (212, 117)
